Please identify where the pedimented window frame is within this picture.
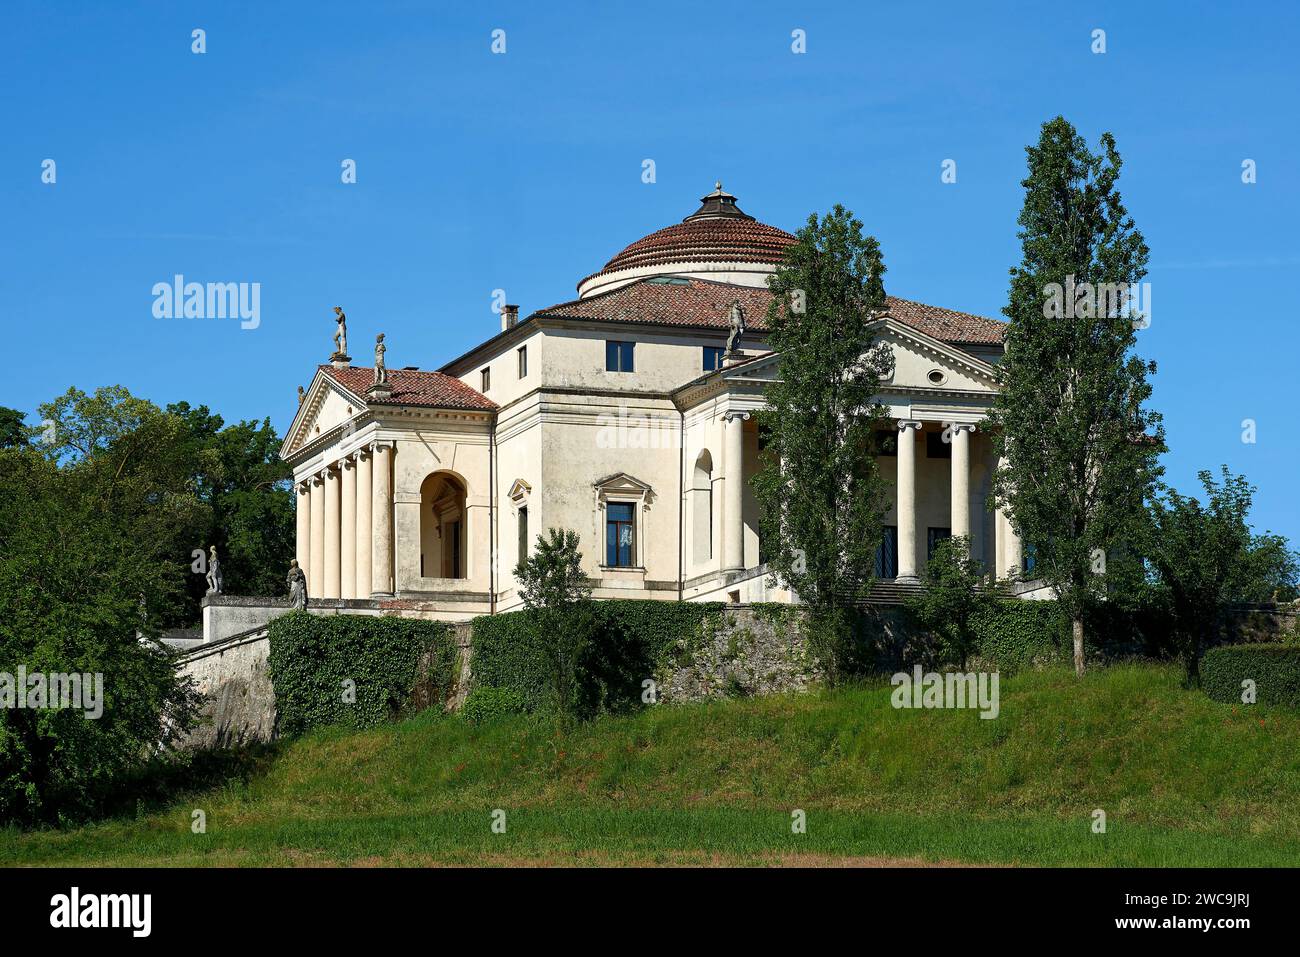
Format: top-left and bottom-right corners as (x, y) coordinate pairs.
(593, 472), (654, 569)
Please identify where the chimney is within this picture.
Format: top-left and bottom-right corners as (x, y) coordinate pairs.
(501, 304), (519, 332)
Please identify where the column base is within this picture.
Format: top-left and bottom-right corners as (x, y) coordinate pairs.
(894, 575), (921, 585)
(369, 591), (395, 600)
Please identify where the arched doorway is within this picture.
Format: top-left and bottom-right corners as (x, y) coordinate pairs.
(420, 471), (468, 579)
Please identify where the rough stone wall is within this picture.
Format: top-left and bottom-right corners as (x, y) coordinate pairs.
(656, 606), (824, 702)
(1221, 605), (1299, 644)
(178, 630), (275, 749)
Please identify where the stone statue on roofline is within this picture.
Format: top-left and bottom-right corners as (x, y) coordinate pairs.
(331, 306), (349, 358)
(374, 333), (387, 385)
(297, 385), (305, 405)
(725, 299), (746, 355)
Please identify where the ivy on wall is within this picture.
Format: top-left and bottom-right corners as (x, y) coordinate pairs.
(267, 612), (458, 736)
(470, 600), (725, 717)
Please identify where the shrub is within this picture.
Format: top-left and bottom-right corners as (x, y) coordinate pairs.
(1201, 644), (1300, 709)
(470, 600), (724, 717)
(267, 613), (458, 736)
(460, 686), (527, 725)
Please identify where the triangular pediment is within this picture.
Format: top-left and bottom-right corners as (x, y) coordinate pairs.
(871, 318), (1001, 393)
(593, 471), (653, 495)
(280, 370), (368, 460)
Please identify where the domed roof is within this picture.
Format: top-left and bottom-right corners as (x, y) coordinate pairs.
(578, 184), (796, 295)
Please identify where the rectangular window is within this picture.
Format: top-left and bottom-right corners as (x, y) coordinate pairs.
(517, 506), (529, 564)
(703, 346), (725, 371)
(605, 502), (636, 567)
(517, 346), (527, 379)
(925, 430), (951, 458)
(480, 367), (491, 393)
(875, 526), (898, 579)
(605, 340), (635, 372)
(927, 527), (952, 561)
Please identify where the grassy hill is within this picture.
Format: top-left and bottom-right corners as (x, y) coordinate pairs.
(3, 663), (1298, 867)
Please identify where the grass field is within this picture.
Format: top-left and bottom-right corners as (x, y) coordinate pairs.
(3, 663), (1298, 867)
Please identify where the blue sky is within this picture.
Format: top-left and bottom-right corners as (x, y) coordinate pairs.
(4, 1), (1297, 544)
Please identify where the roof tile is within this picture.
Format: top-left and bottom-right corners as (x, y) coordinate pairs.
(320, 365), (497, 411)
(535, 278), (1005, 346)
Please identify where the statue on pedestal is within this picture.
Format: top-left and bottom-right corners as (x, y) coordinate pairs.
(297, 385), (305, 405)
(374, 333), (387, 385)
(287, 560), (308, 610)
(331, 306), (349, 359)
(205, 546), (223, 596)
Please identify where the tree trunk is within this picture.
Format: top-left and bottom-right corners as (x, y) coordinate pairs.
(1072, 617), (1086, 676)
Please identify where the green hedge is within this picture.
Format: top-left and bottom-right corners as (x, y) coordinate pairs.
(1202, 644), (1300, 709)
(267, 612), (458, 736)
(470, 600), (724, 717)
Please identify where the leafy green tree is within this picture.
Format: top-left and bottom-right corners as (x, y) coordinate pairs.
(1146, 467), (1299, 682)
(0, 407), (27, 449)
(513, 528), (591, 611)
(37, 386), (211, 625)
(0, 445), (199, 825)
(167, 402), (295, 615)
(907, 537), (992, 669)
(987, 117), (1164, 676)
(752, 205), (894, 679)
(512, 529), (594, 721)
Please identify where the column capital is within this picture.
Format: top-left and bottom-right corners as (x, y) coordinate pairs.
(722, 410), (751, 423)
(947, 422), (978, 434)
(897, 419), (923, 432)
(370, 439), (395, 452)
(342, 456), (356, 471)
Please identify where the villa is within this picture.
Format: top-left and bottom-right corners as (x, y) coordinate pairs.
(280, 184), (1021, 621)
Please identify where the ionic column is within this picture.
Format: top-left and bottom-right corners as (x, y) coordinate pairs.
(355, 449), (373, 600)
(371, 442), (394, 596)
(295, 482), (310, 573)
(722, 411), (749, 572)
(324, 466), (342, 599)
(896, 420), (922, 582)
(340, 457), (357, 600)
(309, 474), (325, 598)
(950, 424), (975, 545)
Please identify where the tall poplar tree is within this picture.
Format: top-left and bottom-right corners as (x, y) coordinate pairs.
(753, 206), (894, 677)
(987, 117), (1164, 675)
